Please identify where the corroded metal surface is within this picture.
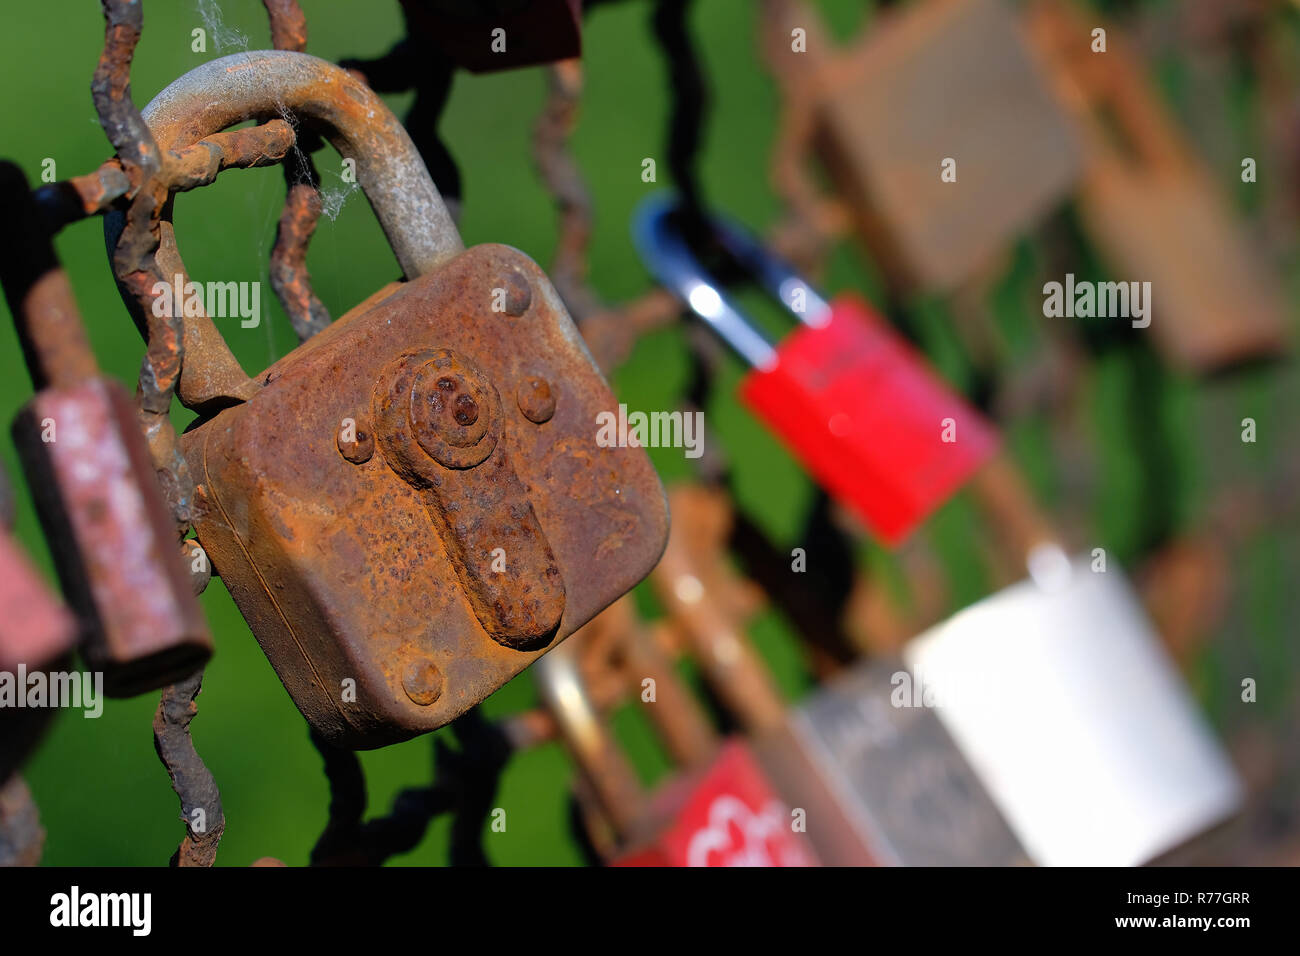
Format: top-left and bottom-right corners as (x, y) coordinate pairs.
(167, 120), (296, 192)
(263, 0), (309, 53)
(0, 160), (211, 697)
(270, 182), (331, 343)
(264, 0), (333, 345)
(153, 670), (224, 867)
(103, 49), (464, 412)
(183, 245), (669, 748)
(14, 380), (211, 695)
(372, 347), (567, 649)
(136, 50), (461, 278)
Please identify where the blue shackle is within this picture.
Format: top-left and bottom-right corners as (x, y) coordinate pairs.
(632, 193), (831, 370)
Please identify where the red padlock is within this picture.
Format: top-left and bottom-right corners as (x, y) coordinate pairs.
(0, 529), (77, 676)
(0, 467), (77, 787)
(634, 196), (999, 545)
(532, 633), (816, 867)
(614, 741), (816, 868)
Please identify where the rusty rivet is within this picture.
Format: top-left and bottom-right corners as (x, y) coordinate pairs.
(517, 376), (556, 424)
(501, 270), (532, 316)
(402, 658), (443, 706)
(337, 417), (375, 464)
(454, 393), (479, 425)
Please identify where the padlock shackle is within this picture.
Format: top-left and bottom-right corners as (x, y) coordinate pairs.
(128, 51), (463, 277)
(532, 637), (646, 837)
(632, 193), (830, 370)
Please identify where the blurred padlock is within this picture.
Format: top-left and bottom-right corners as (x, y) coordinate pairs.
(902, 546), (1244, 866)
(533, 626), (818, 867)
(635, 196), (999, 546)
(764, 0), (1082, 293)
(400, 0), (581, 73)
(0, 466), (78, 788)
(1026, 0), (1289, 372)
(0, 162), (210, 697)
(132, 54), (666, 748)
(655, 484), (1027, 866)
(929, 457), (1243, 864)
(0, 468), (77, 677)
(916, 450), (1242, 865)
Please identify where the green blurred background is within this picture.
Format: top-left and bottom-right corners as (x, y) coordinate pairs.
(0, 0), (1295, 865)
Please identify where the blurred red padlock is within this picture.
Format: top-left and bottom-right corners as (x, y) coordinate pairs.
(0, 467), (77, 787)
(613, 741), (816, 867)
(532, 632), (817, 867)
(0, 528), (76, 676)
(634, 195), (999, 545)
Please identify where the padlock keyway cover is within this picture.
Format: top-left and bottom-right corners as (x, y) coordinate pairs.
(183, 245), (668, 749)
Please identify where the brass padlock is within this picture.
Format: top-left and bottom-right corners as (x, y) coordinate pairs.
(128, 53), (667, 749)
(764, 0), (1082, 293)
(1025, 0), (1290, 372)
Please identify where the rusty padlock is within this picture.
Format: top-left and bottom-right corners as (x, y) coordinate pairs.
(635, 195), (999, 546)
(763, 0), (1082, 293)
(130, 53), (666, 749)
(533, 627), (818, 867)
(0, 162), (209, 697)
(400, 0), (582, 73)
(654, 484), (1027, 866)
(1025, 0), (1290, 372)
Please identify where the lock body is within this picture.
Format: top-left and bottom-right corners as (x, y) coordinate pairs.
(614, 741), (818, 867)
(0, 483), (77, 786)
(753, 659), (1027, 866)
(13, 378), (210, 696)
(815, 0), (1081, 292)
(653, 487), (1022, 865)
(0, 163), (211, 697)
(1025, 0), (1289, 372)
(184, 244), (668, 749)
(903, 555), (1243, 866)
(0, 528), (76, 675)
(739, 295), (998, 545)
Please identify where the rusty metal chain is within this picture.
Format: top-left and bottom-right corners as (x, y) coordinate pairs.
(152, 670), (224, 867)
(34, 0), (323, 868)
(263, 0), (333, 344)
(308, 708), (511, 867)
